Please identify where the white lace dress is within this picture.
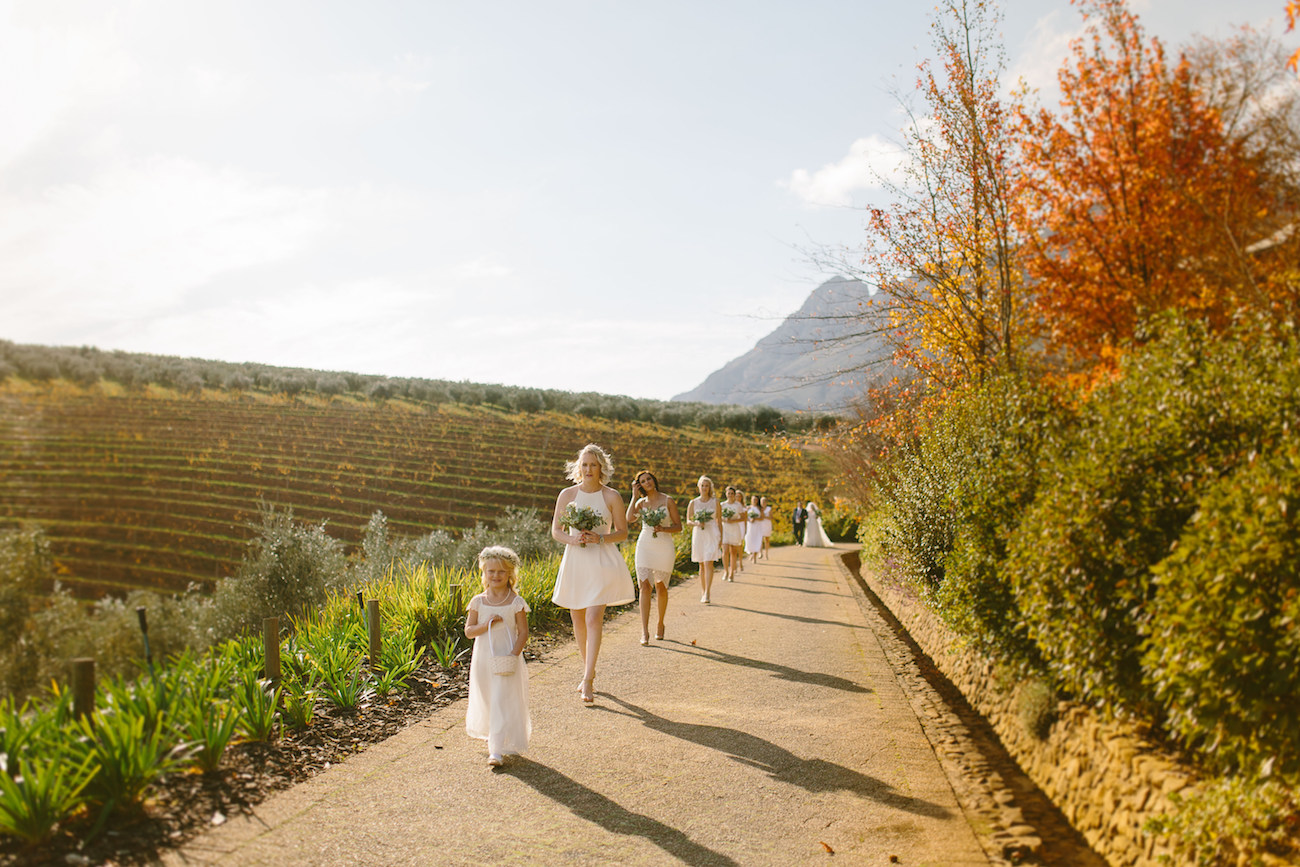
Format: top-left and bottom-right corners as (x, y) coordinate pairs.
(803, 506), (831, 548)
(465, 593), (531, 755)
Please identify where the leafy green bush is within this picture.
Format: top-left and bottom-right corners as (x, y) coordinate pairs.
(1142, 438), (1300, 776)
(1146, 775), (1300, 867)
(819, 506), (861, 543)
(869, 433), (954, 592)
(931, 376), (1065, 666)
(0, 526), (54, 697)
(1008, 315), (1300, 711)
(206, 504), (348, 637)
(866, 375), (1066, 667)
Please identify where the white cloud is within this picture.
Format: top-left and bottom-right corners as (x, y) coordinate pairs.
(0, 156), (329, 321)
(0, 7), (136, 168)
(452, 257), (513, 281)
(782, 135), (902, 207)
(1011, 10), (1078, 105)
(332, 52), (435, 97)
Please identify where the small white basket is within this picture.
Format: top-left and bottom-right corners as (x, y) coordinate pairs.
(486, 620), (516, 677)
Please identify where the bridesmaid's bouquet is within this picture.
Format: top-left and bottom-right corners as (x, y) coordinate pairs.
(694, 508), (714, 527)
(721, 505), (738, 520)
(561, 503), (604, 547)
(640, 506), (669, 537)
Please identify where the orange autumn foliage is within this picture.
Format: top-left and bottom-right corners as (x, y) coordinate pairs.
(1288, 1), (1299, 71)
(1016, 0), (1298, 363)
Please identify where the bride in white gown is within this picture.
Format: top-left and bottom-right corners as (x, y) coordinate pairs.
(802, 501), (831, 548)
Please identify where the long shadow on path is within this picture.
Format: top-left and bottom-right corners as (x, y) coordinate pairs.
(713, 603), (861, 631)
(595, 695), (951, 821)
(657, 641), (871, 694)
(503, 759), (739, 867)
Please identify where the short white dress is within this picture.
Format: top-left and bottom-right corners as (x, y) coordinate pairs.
(720, 500), (745, 547)
(466, 593), (531, 755)
(634, 497), (676, 584)
(690, 496), (722, 563)
(552, 487), (636, 608)
(744, 506), (764, 554)
(760, 506), (773, 540)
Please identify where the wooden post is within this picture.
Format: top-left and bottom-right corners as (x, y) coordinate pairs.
(72, 658), (95, 721)
(366, 599), (381, 664)
(263, 616), (281, 685)
(449, 583), (462, 609)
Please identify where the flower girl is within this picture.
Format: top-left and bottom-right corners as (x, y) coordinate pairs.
(464, 545), (531, 766)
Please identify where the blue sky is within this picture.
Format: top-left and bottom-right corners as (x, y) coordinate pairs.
(0, 0), (1291, 400)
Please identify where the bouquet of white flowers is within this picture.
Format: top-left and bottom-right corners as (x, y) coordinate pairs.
(640, 505), (669, 537)
(721, 505), (738, 520)
(693, 508), (714, 527)
(561, 502), (604, 547)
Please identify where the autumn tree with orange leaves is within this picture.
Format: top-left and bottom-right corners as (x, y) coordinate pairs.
(1288, 1), (1300, 70)
(1016, 0), (1300, 365)
(855, 0), (1032, 388)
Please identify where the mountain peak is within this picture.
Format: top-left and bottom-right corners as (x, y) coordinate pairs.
(672, 277), (889, 412)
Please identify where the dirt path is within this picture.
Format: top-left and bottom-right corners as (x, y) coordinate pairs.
(164, 545), (1100, 866)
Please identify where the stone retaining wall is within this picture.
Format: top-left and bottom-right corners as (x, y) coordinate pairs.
(841, 550), (1193, 867)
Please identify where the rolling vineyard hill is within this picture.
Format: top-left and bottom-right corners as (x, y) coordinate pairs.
(0, 381), (830, 599)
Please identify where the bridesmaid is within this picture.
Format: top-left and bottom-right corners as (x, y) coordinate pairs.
(743, 494), (764, 566)
(551, 443), (635, 703)
(759, 496), (774, 560)
(687, 475), (722, 603)
(720, 485), (746, 581)
(626, 469), (681, 644)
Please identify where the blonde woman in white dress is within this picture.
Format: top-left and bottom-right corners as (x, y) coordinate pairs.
(687, 475), (722, 603)
(626, 469), (681, 645)
(551, 443), (634, 703)
(720, 485), (746, 581)
(803, 501), (831, 548)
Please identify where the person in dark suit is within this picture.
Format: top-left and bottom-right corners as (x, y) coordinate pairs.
(791, 503), (808, 545)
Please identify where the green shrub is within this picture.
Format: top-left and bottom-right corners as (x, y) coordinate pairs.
(819, 506), (861, 543)
(1147, 775), (1300, 867)
(0, 526), (53, 697)
(866, 374), (1065, 667)
(931, 376), (1066, 667)
(869, 434), (953, 592)
(1143, 438), (1300, 776)
(206, 504), (348, 638)
(1009, 315), (1300, 711)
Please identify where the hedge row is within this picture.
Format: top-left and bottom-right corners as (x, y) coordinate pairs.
(867, 313), (1300, 781)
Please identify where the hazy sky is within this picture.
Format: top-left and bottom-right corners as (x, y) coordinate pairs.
(1, 1), (1290, 401)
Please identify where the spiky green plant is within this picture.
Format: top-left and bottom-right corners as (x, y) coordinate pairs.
(0, 755), (93, 845)
(234, 669), (282, 742)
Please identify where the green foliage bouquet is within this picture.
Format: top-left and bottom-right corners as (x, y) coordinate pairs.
(721, 505), (738, 520)
(693, 508), (714, 527)
(561, 503), (605, 547)
(640, 506), (668, 537)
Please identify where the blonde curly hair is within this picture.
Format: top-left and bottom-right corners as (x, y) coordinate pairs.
(564, 443), (614, 485)
(477, 545), (521, 588)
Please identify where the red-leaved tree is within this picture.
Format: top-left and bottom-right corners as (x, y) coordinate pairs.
(1017, 0), (1298, 364)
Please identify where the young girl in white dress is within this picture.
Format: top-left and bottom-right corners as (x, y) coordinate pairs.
(464, 545), (531, 767)
(688, 475), (722, 603)
(720, 485), (746, 581)
(626, 469), (681, 645)
(551, 443), (634, 703)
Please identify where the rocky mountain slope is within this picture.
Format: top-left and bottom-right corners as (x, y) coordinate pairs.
(672, 276), (890, 411)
